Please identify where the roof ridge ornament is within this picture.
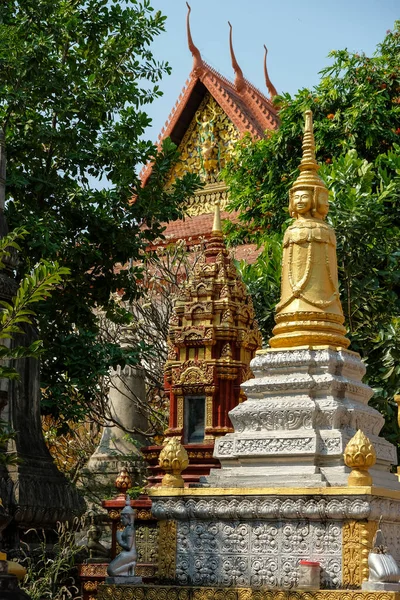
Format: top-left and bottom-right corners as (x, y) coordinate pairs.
(228, 21), (246, 93)
(263, 45), (278, 99)
(186, 3), (205, 76)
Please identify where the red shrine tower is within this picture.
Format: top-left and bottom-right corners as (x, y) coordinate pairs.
(143, 203), (262, 484)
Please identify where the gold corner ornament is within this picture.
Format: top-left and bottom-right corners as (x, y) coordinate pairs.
(342, 519), (378, 586)
(269, 110), (349, 350)
(157, 520), (177, 581)
(158, 437), (189, 488)
(344, 429), (377, 486)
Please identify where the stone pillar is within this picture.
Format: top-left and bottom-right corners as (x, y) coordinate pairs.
(85, 366), (148, 490)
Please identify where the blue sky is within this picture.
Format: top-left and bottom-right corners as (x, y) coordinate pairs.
(144, 0), (399, 141)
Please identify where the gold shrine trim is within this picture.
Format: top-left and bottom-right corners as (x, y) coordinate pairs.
(147, 485), (400, 500)
(98, 585), (400, 600)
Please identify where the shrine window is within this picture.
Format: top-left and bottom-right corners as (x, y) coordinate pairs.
(184, 396), (205, 444)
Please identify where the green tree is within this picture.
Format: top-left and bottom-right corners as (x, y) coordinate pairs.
(225, 23), (400, 445)
(0, 0), (199, 421)
(0, 229), (69, 464)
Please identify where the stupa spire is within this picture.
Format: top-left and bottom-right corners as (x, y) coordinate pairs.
(186, 3), (205, 75)
(269, 110), (349, 349)
(212, 199), (222, 234)
(263, 45), (278, 99)
(228, 22), (246, 93)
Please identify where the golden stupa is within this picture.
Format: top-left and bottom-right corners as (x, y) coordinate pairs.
(269, 110), (349, 349)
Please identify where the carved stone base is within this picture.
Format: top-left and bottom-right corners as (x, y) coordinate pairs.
(97, 585), (400, 600)
(207, 348), (399, 490)
(149, 487), (400, 589)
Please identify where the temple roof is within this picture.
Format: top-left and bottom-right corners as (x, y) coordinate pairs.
(140, 7), (279, 186)
(141, 6), (278, 267)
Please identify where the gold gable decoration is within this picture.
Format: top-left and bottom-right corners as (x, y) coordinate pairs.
(167, 93), (240, 217)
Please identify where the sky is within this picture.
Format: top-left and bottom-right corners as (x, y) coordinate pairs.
(144, 0), (399, 142)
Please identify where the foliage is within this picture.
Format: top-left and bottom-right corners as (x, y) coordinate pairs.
(20, 518), (85, 600)
(0, 230), (69, 465)
(0, 229), (70, 381)
(224, 24), (400, 445)
(42, 415), (100, 483)
(0, 0), (200, 422)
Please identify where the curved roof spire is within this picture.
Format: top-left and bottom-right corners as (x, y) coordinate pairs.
(228, 22), (246, 93)
(186, 3), (205, 75)
(263, 45), (278, 99)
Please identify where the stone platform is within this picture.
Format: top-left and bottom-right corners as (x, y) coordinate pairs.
(207, 347), (399, 490)
(149, 486), (400, 590)
(97, 584), (400, 599)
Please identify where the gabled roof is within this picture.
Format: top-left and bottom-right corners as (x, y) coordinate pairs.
(140, 5), (279, 185)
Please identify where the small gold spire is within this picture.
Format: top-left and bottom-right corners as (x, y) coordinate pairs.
(344, 430), (376, 486)
(263, 45), (278, 99)
(186, 3), (205, 75)
(212, 199), (222, 234)
(292, 110), (325, 191)
(228, 22), (246, 93)
(159, 437), (189, 488)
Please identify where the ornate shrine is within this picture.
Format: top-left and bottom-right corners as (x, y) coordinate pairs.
(143, 203), (262, 484)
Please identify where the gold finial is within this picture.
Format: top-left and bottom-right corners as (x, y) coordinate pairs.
(186, 3), (204, 75)
(159, 437), (189, 488)
(228, 22), (246, 93)
(269, 110), (349, 349)
(212, 199), (222, 234)
(263, 45), (278, 99)
(115, 468), (132, 495)
(344, 430), (376, 486)
(291, 110), (326, 193)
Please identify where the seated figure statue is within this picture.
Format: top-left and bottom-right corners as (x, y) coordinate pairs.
(107, 497), (137, 577)
(87, 513), (109, 560)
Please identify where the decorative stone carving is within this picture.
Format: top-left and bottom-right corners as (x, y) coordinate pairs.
(206, 347), (399, 490)
(151, 495), (372, 523)
(174, 519), (342, 588)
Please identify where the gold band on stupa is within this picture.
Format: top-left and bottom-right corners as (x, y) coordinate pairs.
(269, 110), (349, 349)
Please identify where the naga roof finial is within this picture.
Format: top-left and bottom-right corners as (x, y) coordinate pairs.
(263, 45), (278, 99)
(228, 22), (246, 93)
(186, 3), (205, 76)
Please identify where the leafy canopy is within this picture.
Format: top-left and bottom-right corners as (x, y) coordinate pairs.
(0, 0), (200, 420)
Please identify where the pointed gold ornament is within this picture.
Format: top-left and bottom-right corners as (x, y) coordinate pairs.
(344, 429), (376, 486)
(269, 110), (349, 349)
(159, 437), (189, 488)
(115, 468), (132, 495)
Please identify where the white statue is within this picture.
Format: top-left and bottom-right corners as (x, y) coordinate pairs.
(107, 497), (137, 577)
